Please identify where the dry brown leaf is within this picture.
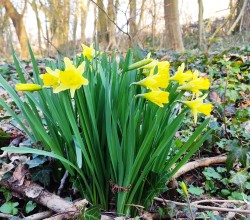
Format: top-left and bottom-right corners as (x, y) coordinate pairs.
(209, 90), (222, 104)
(12, 164), (30, 186)
(0, 162), (15, 180)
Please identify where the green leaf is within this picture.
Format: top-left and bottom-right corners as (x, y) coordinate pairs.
(0, 202), (19, 215)
(216, 167), (227, 173)
(32, 169), (51, 186)
(229, 169), (248, 186)
(221, 189), (231, 196)
(84, 206), (101, 220)
(203, 167), (222, 180)
(188, 185), (204, 196)
(25, 201), (36, 214)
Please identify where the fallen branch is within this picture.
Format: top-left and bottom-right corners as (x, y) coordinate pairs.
(172, 155), (227, 180)
(0, 178), (88, 218)
(154, 197), (250, 214)
(25, 211), (54, 220)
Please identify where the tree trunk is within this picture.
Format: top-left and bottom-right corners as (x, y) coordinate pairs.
(96, 0), (109, 47)
(164, 0), (184, 52)
(30, 0), (42, 55)
(137, 0), (146, 30)
(107, 0), (116, 49)
(129, 0), (137, 45)
(73, 0), (79, 52)
(151, 0), (157, 48)
(0, 0), (29, 58)
(81, 0), (90, 43)
(198, 0), (206, 50)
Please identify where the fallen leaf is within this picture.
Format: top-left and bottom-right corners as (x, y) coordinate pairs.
(12, 164), (30, 186)
(0, 162), (15, 180)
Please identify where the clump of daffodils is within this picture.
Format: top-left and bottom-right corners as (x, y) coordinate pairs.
(130, 60), (213, 124)
(15, 46), (212, 124)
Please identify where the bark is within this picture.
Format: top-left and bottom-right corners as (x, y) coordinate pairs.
(81, 0), (90, 43)
(151, 0), (157, 47)
(198, 0), (206, 50)
(107, 0), (116, 49)
(129, 0), (137, 45)
(30, 0), (42, 54)
(227, 0), (248, 35)
(97, 0), (109, 46)
(0, 178), (88, 218)
(164, 0), (184, 52)
(0, 0), (29, 58)
(137, 0), (146, 30)
(172, 155), (227, 180)
(73, 0), (79, 51)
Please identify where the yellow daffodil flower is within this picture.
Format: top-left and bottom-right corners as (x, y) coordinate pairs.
(15, 83), (42, 92)
(178, 70), (210, 97)
(54, 58), (88, 98)
(181, 94), (213, 124)
(149, 61), (170, 76)
(132, 72), (169, 91)
(40, 67), (60, 89)
(136, 90), (169, 107)
(170, 63), (193, 85)
(81, 43), (95, 61)
(181, 181), (189, 196)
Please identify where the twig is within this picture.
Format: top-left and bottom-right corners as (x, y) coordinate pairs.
(0, 213), (13, 218)
(192, 199), (248, 205)
(154, 197), (250, 214)
(25, 211), (54, 220)
(57, 170), (69, 196)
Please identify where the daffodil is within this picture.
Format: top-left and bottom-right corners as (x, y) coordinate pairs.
(81, 43), (95, 61)
(149, 61), (170, 76)
(181, 94), (213, 124)
(15, 83), (42, 92)
(170, 63), (193, 85)
(40, 67), (60, 89)
(132, 72), (169, 91)
(54, 58), (88, 98)
(181, 181), (188, 196)
(136, 90), (169, 107)
(178, 70), (210, 97)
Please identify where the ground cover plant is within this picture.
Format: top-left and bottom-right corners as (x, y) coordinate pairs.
(0, 43), (214, 217)
(0, 45), (249, 219)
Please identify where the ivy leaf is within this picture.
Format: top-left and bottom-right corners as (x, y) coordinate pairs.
(229, 170), (248, 186)
(203, 167), (222, 180)
(25, 201), (36, 214)
(32, 169), (51, 186)
(188, 185), (204, 196)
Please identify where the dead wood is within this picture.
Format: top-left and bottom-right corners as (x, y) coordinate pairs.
(172, 155), (227, 180)
(170, 155), (227, 188)
(0, 178), (88, 219)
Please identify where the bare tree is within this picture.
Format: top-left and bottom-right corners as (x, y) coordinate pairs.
(107, 0), (116, 49)
(164, 0), (184, 52)
(30, 0), (42, 54)
(129, 0), (137, 38)
(96, 0), (109, 46)
(0, 0), (29, 58)
(81, 0), (90, 43)
(198, 0), (206, 50)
